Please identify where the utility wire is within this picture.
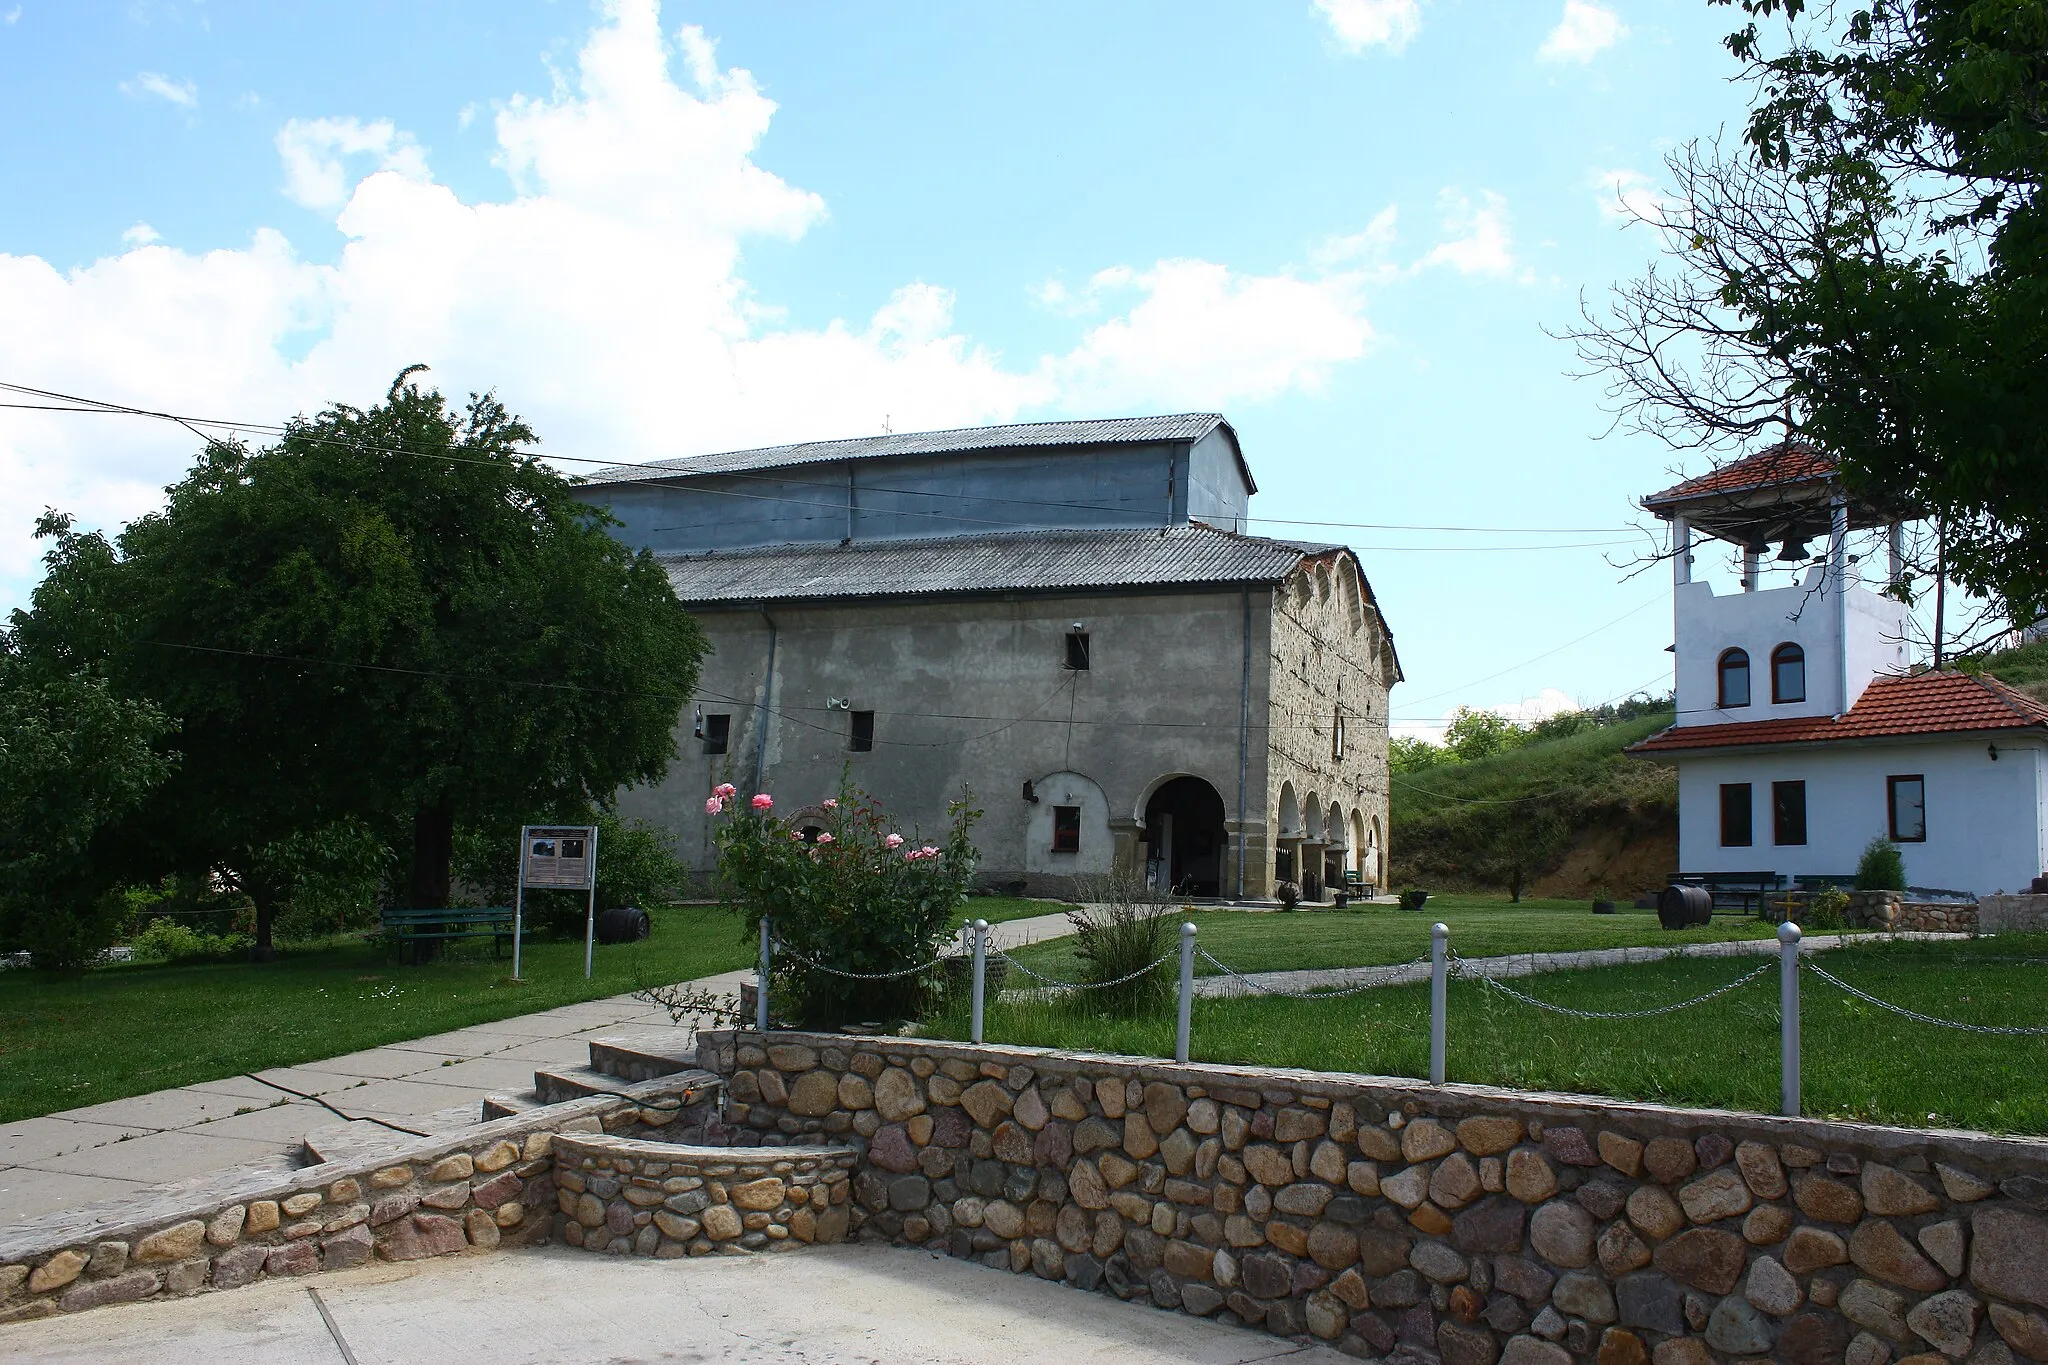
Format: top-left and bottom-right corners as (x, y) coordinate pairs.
(1, 380), (1638, 541)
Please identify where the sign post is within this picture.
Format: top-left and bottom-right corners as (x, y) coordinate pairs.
(517, 825), (600, 980)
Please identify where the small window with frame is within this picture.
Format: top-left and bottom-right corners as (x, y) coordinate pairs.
(1888, 774), (1926, 842)
(1772, 779), (1807, 846)
(702, 713), (730, 755)
(850, 710), (875, 752)
(1332, 709), (1346, 761)
(1719, 648), (1752, 708)
(1051, 805), (1081, 853)
(1065, 631), (1091, 671)
(1771, 643), (1806, 703)
(1719, 783), (1753, 847)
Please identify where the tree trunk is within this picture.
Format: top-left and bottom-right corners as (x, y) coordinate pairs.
(248, 876), (282, 963)
(409, 797), (456, 908)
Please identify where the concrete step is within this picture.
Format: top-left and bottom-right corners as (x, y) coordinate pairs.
(586, 1032), (700, 1084)
(532, 1065), (623, 1106)
(481, 1092), (543, 1122)
(301, 1120), (410, 1168)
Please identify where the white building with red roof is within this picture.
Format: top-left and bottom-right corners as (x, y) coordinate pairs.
(1628, 446), (2048, 896)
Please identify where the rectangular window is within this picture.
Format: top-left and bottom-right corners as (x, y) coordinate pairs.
(1772, 780), (1808, 846)
(1332, 711), (1346, 761)
(1888, 774), (1926, 842)
(1719, 783), (1753, 847)
(702, 713), (730, 755)
(1065, 631), (1091, 671)
(849, 710), (875, 753)
(1051, 805), (1081, 853)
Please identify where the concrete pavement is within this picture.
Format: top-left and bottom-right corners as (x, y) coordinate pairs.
(0, 908), (1089, 1229)
(0, 1242), (1351, 1364)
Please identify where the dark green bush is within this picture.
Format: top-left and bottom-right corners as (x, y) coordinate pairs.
(1855, 837), (1908, 892)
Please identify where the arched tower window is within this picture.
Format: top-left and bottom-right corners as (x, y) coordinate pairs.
(1718, 648), (1751, 708)
(1771, 643), (1806, 704)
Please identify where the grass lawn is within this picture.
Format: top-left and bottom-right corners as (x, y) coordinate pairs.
(924, 934), (2048, 1135)
(0, 897), (1067, 1125)
(1002, 894), (1784, 981)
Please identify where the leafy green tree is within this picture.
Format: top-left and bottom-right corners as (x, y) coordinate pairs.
(1576, 1), (2048, 628)
(11, 368), (707, 953)
(1442, 707), (1530, 763)
(1389, 734), (1449, 775)
(0, 647), (175, 969)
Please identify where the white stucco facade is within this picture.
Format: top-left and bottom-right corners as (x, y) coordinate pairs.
(1672, 568), (1909, 727)
(1671, 736), (2048, 896)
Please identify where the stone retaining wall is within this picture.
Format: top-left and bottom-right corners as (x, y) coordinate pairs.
(1842, 893), (1978, 934)
(551, 1132), (856, 1256)
(1977, 896), (2048, 935)
(697, 1029), (2048, 1365)
(0, 1077), (701, 1324)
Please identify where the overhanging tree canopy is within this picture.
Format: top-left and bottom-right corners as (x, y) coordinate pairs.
(11, 368), (707, 948)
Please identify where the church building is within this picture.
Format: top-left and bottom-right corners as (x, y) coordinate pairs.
(583, 414), (1401, 901)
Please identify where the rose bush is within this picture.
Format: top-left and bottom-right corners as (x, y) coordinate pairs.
(712, 783), (980, 1026)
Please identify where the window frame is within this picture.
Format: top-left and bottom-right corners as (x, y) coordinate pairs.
(1051, 804), (1081, 853)
(1771, 642), (1807, 704)
(1719, 782), (1754, 847)
(1718, 648), (1752, 708)
(1887, 774), (1927, 843)
(701, 713), (731, 756)
(1772, 779), (1808, 846)
(1064, 631), (1091, 671)
(849, 710), (875, 753)
(1332, 709), (1346, 762)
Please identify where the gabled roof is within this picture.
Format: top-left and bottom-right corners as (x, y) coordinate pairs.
(657, 523), (1332, 606)
(583, 413), (1248, 488)
(1628, 671), (2048, 755)
(1641, 442), (1838, 511)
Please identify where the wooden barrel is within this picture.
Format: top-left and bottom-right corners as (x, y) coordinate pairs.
(595, 905), (652, 944)
(1657, 884), (1713, 930)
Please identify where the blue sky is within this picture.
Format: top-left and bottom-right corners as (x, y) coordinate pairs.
(0, 0), (1784, 734)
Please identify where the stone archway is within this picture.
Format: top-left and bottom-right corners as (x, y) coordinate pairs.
(1142, 776), (1229, 898)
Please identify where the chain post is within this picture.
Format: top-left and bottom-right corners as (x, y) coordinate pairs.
(1430, 922), (1449, 1085)
(971, 918), (988, 1045)
(1779, 920), (1801, 1117)
(756, 915), (772, 1033)
(1176, 922), (1197, 1064)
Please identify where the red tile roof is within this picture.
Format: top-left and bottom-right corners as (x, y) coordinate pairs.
(1629, 671), (2048, 754)
(1643, 443), (1837, 510)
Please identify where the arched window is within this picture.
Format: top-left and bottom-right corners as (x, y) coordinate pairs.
(1771, 643), (1806, 704)
(1718, 648), (1751, 708)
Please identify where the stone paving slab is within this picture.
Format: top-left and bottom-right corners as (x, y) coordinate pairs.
(0, 1116), (150, 1166)
(183, 1100), (332, 1143)
(0, 1241), (1350, 1364)
(26, 1127), (287, 1183)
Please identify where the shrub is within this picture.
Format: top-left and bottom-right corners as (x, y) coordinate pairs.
(1804, 885), (1849, 931)
(454, 810), (690, 938)
(130, 916), (251, 963)
(1065, 871), (1180, 1017)
(1855, 837), (1908, 892)
(713, 784), (980, 1027)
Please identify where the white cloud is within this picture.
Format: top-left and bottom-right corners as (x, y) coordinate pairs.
(1418, 189), (1516, 277)
(120, 223), (161, 246)
(0, 0), (1393, 609)
(120, 71), (197, 108)
(1314, 0), (1421, 54)
(275, 117), (429, 210)
(1590, 167), (1666, 226)
(4, 7), (22, 25)
(1047, 260), (1374, 409)
(1538, 0), (1627, 64)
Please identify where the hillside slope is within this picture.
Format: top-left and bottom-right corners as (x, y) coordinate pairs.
(1390, 711), (1678, 898)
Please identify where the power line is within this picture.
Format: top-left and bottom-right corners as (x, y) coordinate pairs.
(1390, 596), (1668, 711)
(1, 380), (1640, 542)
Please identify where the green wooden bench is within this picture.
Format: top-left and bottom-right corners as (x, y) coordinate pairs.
(379, 907), (517, 961)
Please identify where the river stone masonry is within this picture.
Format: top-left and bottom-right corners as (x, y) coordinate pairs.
(551, 1131), (856, 1257)
(697, 1029), (2048, 1365)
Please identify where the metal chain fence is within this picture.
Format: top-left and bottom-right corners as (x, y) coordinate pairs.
(1803, 960), (2048, 1036)
(1197, 947), (1434, 1000)
(771, 941), (953, 981)
(1452, 952), (1776, 1021)
(993, 947), (1177, 992)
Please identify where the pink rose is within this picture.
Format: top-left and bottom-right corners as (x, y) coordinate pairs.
(788, 831), (804, 842)
(715, 783), (737, 799)
(816, 832), (834, 844)
(883, 833), (904, 849)
(705, 796), (724, 815)
(751, 793), (774, 811)
(822, 798), (838, 810)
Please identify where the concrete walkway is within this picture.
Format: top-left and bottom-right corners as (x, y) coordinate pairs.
(1191, 929), (1969, 997)
(0, 1242), (1349, 1364)
(0, 909), (1091, 1230)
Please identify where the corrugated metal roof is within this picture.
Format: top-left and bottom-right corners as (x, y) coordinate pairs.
(659, 524), (1332, 605)
(1628, 671), (2048, 754)
(583, 413), (1230, 484)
